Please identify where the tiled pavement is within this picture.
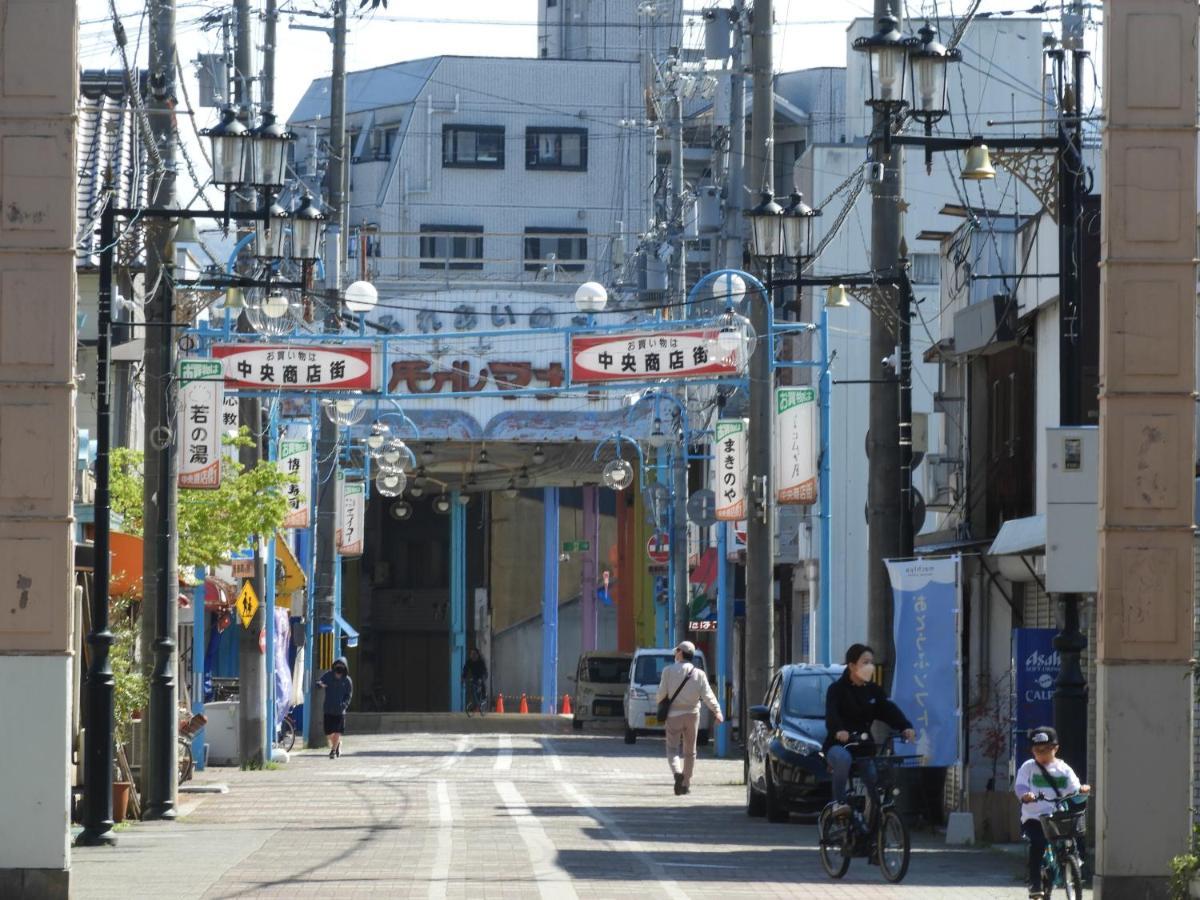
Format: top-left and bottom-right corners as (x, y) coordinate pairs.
(71, 727), (1083, 899)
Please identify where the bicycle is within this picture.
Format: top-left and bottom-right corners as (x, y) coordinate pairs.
(1024, 791), (1088, 900)
(276, 712), (297, 753)
(465, 679), (488, 717)
(817, 733), (916, 883)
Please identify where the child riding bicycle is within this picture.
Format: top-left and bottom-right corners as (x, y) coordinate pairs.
(1015, 726), (1091, 899)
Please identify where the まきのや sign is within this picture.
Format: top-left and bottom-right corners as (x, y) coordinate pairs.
(713, 418), (748, 521)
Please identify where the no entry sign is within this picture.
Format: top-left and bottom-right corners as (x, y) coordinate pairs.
(646, 532), (670, 564)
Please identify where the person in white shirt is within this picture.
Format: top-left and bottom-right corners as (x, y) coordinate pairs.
(655, 641), (724, 795)
(1014, 726), (1091, 899)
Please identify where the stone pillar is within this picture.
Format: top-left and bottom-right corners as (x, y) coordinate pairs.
(1096, 2), (1197, 896)
(0, 1), (78, 896)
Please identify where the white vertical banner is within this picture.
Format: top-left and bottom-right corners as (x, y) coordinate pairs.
(277, 425), (312, 529)
(178, 360), (223, 489)
(337, 480), (365, 556)
(775, 386), (818, 505)
(221, 393), (240, 436)
(713, 418), (748, 521)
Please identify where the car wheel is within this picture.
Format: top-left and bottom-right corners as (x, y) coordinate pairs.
(746, 758), (766, 817)
(624, 727), (637, 745)
(697, 729), (710, 747)
(765, 762), (789, 823)
(572, 718), (583, 731)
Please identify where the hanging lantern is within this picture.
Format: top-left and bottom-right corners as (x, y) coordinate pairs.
(781, 192), (820, 261)
(746, 191), (785, 259)
(908, 23), (959, 125)
(366, 421), (390, 457)
(202, 107), (250, 186)
(291, 194), (325, 261)
(254, 203), (289, 260)
(249, 112), (293, 189)
(853, 16), (910, 108)
(375, 470), (406, 498)
(602, 458), (634, 491)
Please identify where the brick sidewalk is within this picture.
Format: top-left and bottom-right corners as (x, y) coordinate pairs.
(71, 731), (1080, 899)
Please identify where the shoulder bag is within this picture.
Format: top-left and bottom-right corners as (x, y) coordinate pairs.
(657, 666), (691, 721)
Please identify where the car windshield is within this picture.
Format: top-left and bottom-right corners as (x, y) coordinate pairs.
(783, 673), (836, 719)
(633, 654), (704, 685)
(585, 657), (631, 684)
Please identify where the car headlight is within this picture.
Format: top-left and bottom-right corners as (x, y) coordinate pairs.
(630, 688), (648, 700)
(780, 734), (819, 756)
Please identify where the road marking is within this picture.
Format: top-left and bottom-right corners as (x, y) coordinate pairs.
(495, 780), (578, 900)
(427, 779), (453, 899)
(542, 738), (563, 771)
(432, 735), (471, 772)
(559, 782), (690, 900)
(660, 862), (741, 869)
(494, 733), (512, 771)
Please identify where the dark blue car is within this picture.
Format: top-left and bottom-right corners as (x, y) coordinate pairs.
(745, 664), (844, 821)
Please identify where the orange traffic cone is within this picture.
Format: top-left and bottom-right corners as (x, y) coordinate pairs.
(519, 693), (529, 714)
(561, 694), (572, 715)
(495, 693), (505, 714)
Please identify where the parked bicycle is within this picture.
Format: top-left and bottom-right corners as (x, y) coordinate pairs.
(276, 712), (297, 753)
(1024, 791), (1087, 900)
(465, 678), (488, 717)
(178, 713), (207, 785)
(817, 733), (916, 883)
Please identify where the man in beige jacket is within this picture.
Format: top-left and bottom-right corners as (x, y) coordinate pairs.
(656, 640), (724, 795)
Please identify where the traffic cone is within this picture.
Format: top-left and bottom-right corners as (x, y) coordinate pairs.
(561, 694), (572, 715)
(519, 693), (529, 714)
(495, 693), (505, 714)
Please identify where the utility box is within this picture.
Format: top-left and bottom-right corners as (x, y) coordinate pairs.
(1045, 426), (1098, 594)
(202, 700), (240, 766)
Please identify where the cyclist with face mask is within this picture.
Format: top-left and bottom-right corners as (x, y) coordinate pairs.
(823, 643), (916, 817)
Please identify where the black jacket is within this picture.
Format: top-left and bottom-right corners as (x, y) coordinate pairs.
(823, 670), (912, 754)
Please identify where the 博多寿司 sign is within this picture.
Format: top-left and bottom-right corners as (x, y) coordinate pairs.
(211, 344), (378, 391)
(570, 329), (740, 384)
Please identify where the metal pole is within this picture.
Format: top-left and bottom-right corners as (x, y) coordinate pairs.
(668, 87), (690, 646)
(745, 0), (775, 709)
(867, 0), (904, 686)
(190, 566), (206, 770)
(79, 200), (117, 846)
(580, 487), (599, 652)
(818, 305), (833, 666)
(263, 411), (279, 763)
(143, 0), (179, 820)
(724, 0), (746, 269)
(542, 488), (560, 714)
(715, 522), (731, 757)
(449, 491), (466, 712)
(898, 271), (914, 560)
(262, 0), (277, 114)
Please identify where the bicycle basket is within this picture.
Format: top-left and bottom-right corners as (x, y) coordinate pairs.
(1040, 808), (1086, 840)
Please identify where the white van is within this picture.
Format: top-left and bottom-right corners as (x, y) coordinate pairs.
(623, 647), (714, 746)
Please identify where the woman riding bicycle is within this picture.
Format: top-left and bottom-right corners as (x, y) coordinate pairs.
(462, 647), (488, 709)
(823, 643), (915, 817)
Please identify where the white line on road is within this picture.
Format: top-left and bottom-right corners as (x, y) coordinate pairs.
(542, 737), (563, 771)
(494, 733), (512, 770)
(559, 782), (690, 900)
(496, 780), (579, 900)
(427, 779), (454, 900)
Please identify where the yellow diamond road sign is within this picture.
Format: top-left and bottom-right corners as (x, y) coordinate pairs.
(236, 579), (259, 628)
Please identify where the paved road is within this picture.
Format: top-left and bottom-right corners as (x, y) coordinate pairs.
(73, 728), (1072, 898)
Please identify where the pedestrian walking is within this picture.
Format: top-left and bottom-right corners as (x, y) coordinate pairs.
(656, 640), (723, 795)
(318, 656), (353, 759)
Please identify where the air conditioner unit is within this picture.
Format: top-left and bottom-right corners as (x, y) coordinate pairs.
(924, 454), (960, 511)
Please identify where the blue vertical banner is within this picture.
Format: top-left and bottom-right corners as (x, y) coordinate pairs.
(1013, 628), (1059, 748)
(887, 556), (962, 767)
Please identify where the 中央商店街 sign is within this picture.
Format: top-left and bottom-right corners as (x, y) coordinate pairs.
(570, 330), (740, 383)
(211, 344), (378, 391)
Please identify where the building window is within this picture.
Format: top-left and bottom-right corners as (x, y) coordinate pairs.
(524, 228), (587, 273)
(547, 0), (557, 6)
(419, 225), (484, 270)
(526, 128), (587, 171)
(442, 125), (505, 168)
(911, 252), (940, 285)
(373, 126), (400, 160)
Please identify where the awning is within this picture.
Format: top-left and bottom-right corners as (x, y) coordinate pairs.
(335, 613), (359, 648)
(988, 514), (1046, 557)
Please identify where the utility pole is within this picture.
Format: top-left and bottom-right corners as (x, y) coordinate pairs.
(142, 0), (179, 819)
(309, 0), (348, 748)
(745, 0), (774, 706)
(667, 78), (689, 645)
(866, 0), (904, 682)
(234, 0), (267, 768)
(724, 0), (746, 270)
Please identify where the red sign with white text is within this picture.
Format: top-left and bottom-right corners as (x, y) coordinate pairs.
(211, 344), (378, 391)
(570, 330), (740, 384)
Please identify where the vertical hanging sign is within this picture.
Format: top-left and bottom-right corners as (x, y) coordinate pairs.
(221, 393), (240, 436)
(178, 360), (223, 489)
(277, 427), (312, 529)
(337, 480), (365, 556)
(775, 386), (818, 505)
(713, 418), (748, 521)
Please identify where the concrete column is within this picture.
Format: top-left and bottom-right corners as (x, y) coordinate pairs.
(0, 1), (78, 895)
(580, 487), (598, 652)
(541, 488), (560, 714)
(1096, 2), (1197, 896)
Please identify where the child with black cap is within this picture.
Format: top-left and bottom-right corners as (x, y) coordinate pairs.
(1014, 725), (1090, 899)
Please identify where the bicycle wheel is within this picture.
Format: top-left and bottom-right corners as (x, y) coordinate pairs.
(177, 737), (194, 784)
(877, 809), (910, 883)
(278, 716), (296, 753)
(1061, 854), (1083, 900)
(818, 806), (851, 879)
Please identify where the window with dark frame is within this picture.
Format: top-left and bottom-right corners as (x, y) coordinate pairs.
(523, 227), (588, 273)
(442, 125), (505, 168)
(419, 224), (484, 270)
(525, 127), (588, 171)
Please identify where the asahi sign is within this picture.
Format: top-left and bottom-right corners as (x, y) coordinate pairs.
(277, 428), (312, 529)
(570, 329), (740, 383)
(336, 476), (365, 556)
(775, 387), (818, 505)
(178, 359), (223, 489)
(211, 344), (378, 391)
(713, 418), (748, 521)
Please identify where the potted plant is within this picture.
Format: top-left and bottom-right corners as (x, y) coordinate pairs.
(110, 593), (147, 823)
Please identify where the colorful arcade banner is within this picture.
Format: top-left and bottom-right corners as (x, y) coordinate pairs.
(713, 418), (748, 521)
(211, 344), (378, 391)
(774, 386), (818, 505)
(886, 556), (962, 767)
(178, 359), (223, 489)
